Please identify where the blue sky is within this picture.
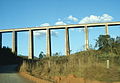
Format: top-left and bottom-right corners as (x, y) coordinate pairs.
(0, 0), (120, 57)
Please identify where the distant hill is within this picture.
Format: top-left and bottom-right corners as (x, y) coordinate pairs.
(18, 55), (39, 59)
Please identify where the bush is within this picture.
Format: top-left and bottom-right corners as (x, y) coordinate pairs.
(0, 46), (22, 65)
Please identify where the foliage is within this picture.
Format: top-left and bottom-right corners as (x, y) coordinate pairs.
(39, 51), (45, 59)
(95, 35), (110, 49)
(95, 35), (120, 54)
(19, 50), (120, 82)
(0, 46), (22, 65)
(0, 46), (14, 56)
(53, 52), (62, 56)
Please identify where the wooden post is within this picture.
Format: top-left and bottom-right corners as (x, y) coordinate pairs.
(107, 60), (110, 69)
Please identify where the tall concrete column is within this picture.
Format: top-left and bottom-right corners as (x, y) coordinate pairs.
(65, 27), (70, 56)
(0, 33), (2, 48)
(12, 31), (17, 55)
(84, 26), (89, 50)
(46, 29), (51, 57)
(28, 30), (34, 59)
(105, 24), (109, 35)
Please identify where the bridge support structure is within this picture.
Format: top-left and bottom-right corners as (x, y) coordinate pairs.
(0, 33), (2, 48)
(46, 29), (51, 57)
(12, 31), (17, 55)
(28, 30), (34, 59)
(84, 26), (89, 50)
(105, 24), (109, 35)
(0, 22), (119, 59)
(65, 27), (70, 56)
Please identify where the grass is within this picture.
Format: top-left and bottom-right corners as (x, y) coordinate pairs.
(19, 50), (120, 82)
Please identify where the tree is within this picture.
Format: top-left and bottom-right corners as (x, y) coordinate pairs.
(39, 51), (45, 59)
(95, 35), (111, 50)
(53, 52), (62, 56)
(0, 46), (21, 65)
(116, 36), (120, 43)
(95, 35), (120, 54)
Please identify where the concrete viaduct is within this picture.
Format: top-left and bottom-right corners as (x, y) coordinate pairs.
(0, 22), (120, 59)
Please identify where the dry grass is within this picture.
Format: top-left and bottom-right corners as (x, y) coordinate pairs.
(19, 50), (120, 82)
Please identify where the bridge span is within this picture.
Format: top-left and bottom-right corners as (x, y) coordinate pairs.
(0, 21), (120, 59)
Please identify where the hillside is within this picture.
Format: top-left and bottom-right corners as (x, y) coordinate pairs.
(18, 35), (120, 83)
(19, 50), (120, 83)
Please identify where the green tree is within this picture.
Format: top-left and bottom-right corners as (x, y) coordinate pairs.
(53, 52), (62, 56)
(95, 35), (120, 54)
(39, 51), (45, 59)
(0, 46), (21, 65)
(95, 35), (111, 50)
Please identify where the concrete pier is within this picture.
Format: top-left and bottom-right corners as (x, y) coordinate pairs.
(84, 26), (89, 50)
(105, 24), (109, 35)
(0, 33), (2, 48)
(0, 22), (119, 59)
(65, 27), (70, 56)
(28, 30), (34, 59)
(12, 31), (17, 55)
(46, 29), (51, 57)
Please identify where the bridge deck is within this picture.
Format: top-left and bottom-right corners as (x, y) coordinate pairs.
(0, 21), (120, 32)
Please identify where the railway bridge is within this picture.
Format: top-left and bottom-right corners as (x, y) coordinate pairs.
(0, 22), (120, 59)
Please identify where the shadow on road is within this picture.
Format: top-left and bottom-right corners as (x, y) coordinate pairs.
(0, 64), (34, 83)
(0, 64), (18, 73)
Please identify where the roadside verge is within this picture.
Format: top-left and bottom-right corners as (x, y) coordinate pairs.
(19, 72), (52, 83)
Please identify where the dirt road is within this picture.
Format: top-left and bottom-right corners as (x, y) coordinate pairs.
(0, 64), (34, 83)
